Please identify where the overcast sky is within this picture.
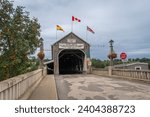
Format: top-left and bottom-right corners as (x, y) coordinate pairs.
(14, 0), (150, 60)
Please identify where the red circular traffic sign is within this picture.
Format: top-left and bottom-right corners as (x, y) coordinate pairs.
(120, 52), (127, 60)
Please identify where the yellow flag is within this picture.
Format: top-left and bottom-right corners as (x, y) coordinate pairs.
(56, 25), (64, 32)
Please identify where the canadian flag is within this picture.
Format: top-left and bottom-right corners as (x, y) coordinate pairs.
(72, 16), (81, 22)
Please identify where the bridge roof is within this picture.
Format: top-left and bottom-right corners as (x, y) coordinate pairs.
(52, 32), (90, 46)
(44, 60), (54, 65)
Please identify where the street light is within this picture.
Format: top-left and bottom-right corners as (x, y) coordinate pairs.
(39, 38), (44, 51)
(37, 38), (45, 69)
(108, 39), (117, 66)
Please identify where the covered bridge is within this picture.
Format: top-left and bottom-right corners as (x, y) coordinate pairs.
(47, 32), (91, 75)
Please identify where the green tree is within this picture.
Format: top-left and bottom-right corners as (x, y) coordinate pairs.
(91, 59), (105, 68)
(0, 0), (41, 80)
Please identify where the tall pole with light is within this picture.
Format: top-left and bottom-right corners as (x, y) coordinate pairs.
(37, 38), (45, 69)
(108, 39), (117, 66)
(108, 39), (117, 76)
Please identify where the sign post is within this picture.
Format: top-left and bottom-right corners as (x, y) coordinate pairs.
(120, 52), (127, 70)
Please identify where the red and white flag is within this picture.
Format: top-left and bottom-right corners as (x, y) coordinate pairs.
(87, 26), (95, 34)
(72, 16), (81, 22)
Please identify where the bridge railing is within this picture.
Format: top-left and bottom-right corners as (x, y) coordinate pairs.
(112, 69), (150, 80)
(0, 68), (46, 100)
(92, 68), (150, 81)
(92, 68), (108, 76)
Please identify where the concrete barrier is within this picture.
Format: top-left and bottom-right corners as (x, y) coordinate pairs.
(92, 68), (150, 82)
(112, 69), (150, 81)
(0, 68), (46, 100)
(92, 68), (108, 76)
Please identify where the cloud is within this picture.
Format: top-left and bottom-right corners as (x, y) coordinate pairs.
(13, 0), (150, 60)
(128, 48), (150, 55)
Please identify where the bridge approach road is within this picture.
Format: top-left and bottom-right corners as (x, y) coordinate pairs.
(55, 74), (150, 100)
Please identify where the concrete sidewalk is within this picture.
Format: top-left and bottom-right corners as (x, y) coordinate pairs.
(28, 75), (58, 100)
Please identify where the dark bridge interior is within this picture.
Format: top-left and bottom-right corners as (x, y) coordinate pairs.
(47, 62), (54, 74)
(59, 49), (85, 74)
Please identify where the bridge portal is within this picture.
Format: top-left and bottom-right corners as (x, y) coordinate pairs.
(51, 32), (91, 75)
(59, 49), (85, 74)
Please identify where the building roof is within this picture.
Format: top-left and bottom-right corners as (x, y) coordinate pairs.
(52, 32), (90, 46)
(44, 60), (54, 65)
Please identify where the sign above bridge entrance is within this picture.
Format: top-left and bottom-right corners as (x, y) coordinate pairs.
(59, 43), (84, 49)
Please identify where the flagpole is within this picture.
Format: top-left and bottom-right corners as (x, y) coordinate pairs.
(56, 29), (58, 40)
(71, 20), (73, 32)
(86, 26), (88, 42)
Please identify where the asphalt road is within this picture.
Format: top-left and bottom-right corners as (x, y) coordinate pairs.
(55, 74), (150, 100)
